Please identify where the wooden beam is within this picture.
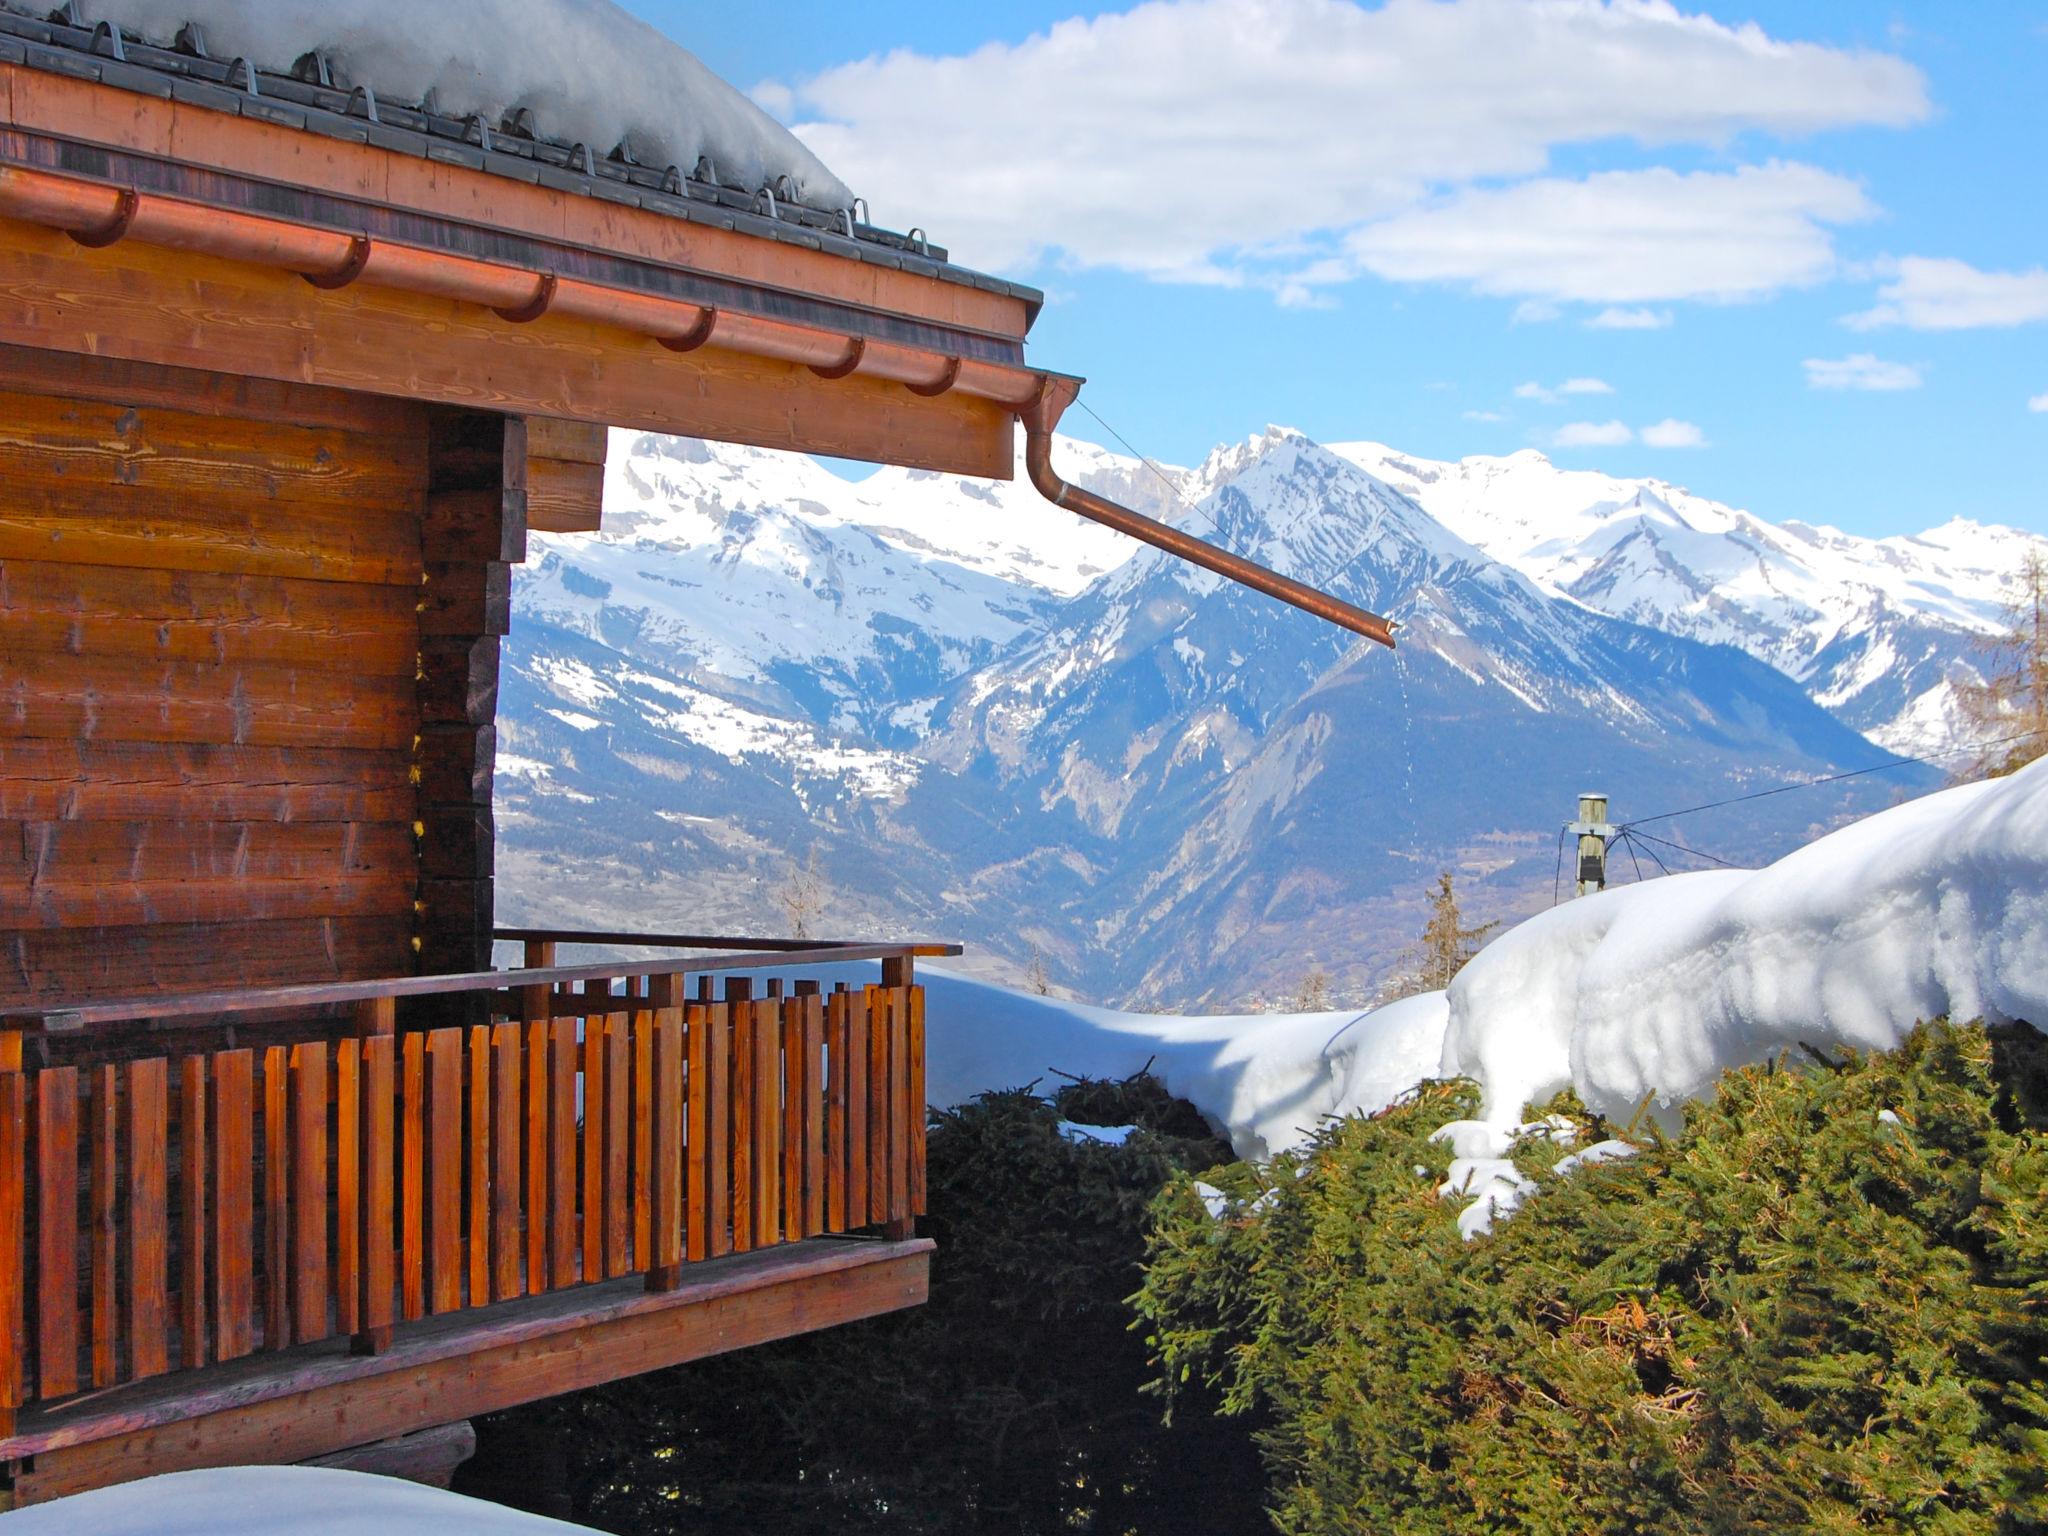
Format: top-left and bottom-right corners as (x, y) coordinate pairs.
(2, 1240), (932, 1504)
(0, 225), (1015, 478)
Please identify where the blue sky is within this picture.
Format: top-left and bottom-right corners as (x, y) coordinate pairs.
(631, 1), (2047, 539)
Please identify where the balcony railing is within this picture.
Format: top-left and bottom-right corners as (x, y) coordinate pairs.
(0, 934), (953, 1441)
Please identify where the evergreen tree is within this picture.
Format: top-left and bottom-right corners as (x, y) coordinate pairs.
(1386, 870), (1496, 998)
(1957, 548), (2048, 779)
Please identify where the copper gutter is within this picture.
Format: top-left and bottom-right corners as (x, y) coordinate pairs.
(0, 164), (1041, 409)
(1019, 383), (1397, 647)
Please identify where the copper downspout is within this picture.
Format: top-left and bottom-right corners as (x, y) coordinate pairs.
(1019, 387), (1397, 647)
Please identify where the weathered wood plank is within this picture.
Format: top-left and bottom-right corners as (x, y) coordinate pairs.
(604, 1014), (630, 1278)
(211, 1050), (254, 1362)
(548, 1017), (577, 1289)
(847, 987), (869, 1230)
(35, 1065), (78, 1398)
(580, 1003), (605, 1284)
(632, 1010), (653, 1271)
(825, 988), (847, 1233)
(684, 1000), (708, 1264)
(0, 742), (414, 825)
(357, 1033), (396, 1348)
(781, 997), (804, 1242)
(178, 1055), (208, 1369)
(803, 991), (826, 1238)
(289, 1045), (329, 1345)
(0, 651), (416, 752)
(0, 1068), (25, 1427)
(399, 1031), (426, 1324)
(467, 1026), (491, 1308)
(89, 1064), (117, 1386)
(523, 1013), (549, 1296)
(427, 1028), (463, 1315)
(728, 985), (753, 1256)
(706, 999), (731, 1260)
(650, 984), (684, 1291)
(262, 1047), (289, 1350)
(909, 986), (927, 1218)
(333, 1040), (360, 1337)
(866, 988), (888, 1226)
(0, 558), (421, 674)
(125, 1057), (170, 1380)
(491, 1023), (521, 1303)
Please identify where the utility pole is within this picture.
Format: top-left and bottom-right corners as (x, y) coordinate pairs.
(1567, 792), (1612, 897)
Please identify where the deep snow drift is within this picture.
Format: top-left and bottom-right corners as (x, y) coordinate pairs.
(66, 0), (853, 208)
(919, 759), (2048, 1191)
(3, 1465), (602, 1535)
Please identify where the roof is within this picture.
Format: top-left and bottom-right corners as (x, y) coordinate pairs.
(0, 1), (1043, 317)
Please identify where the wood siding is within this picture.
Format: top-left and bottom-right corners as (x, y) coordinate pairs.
(0, 379), (429, 1008)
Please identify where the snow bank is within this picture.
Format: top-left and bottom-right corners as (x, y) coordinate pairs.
(921, 975), (1448, 1161)
(74, 0), (853, 208)
(2, 1465), (603, 1535)
(1443, 757), (2048, 1129)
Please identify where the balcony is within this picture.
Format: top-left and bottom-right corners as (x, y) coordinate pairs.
(0, 932), (951, 1506)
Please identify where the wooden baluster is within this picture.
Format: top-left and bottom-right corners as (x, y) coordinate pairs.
(427, 1027), (463, 1314)
(781, 993), (804, 1243)
(179, 1056), (208, 1369)
(334, 1039), (360, 1338)
(400, 1031), (428, 1323)
(909, 985), (928, 1219)
(803, 987), (826, 1238)
(633, 1005), (654, 1270)
(580, 982), (607, 1282)
(604, 1010), (630, 1277)
(847, 986), (870, 1230)
(212, 1050), (255, 1362)
(683, 996), (709, 1265)
(357, 1033), (396, 1355)
(523, 980), (551, 1296)
(706, 994), (730, 1259)
(468, 1025), (491, 1308)
(91, 1063), (118, 1384)
(826, 986), (849, 1233)
(548, 1017), (577, 1288)
(865, 987), (889, 1228)
(127, 1057), (170, 1379)
(36, 1067), (79, 1399)
(727, 978), (752, 1255)
(491, 1023), (521, 1302)
(0, 1062), (25, 1435)
(888, 987), (913, 1234)
(753, 993), (779, 1248)
(290, 1044), (328, 1345)
(262, 1046), (291, 1349)
(650, 975), (684, 1292)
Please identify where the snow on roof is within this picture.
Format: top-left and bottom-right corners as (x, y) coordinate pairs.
(59, 0), (854, 211)
(0, 1465), (605, 1535)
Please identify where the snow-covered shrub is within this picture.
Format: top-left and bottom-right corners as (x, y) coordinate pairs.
(1136, 1022), (2048, 1535)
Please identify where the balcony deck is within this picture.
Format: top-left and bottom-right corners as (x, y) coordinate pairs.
(0, 934), (950, 1506)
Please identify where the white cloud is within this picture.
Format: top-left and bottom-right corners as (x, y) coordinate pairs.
(1345, 162), (1875, 304)
(1463, 409), (1507, 423)
(1555, 420), (1634, 448)
(1845, 257), (2048, 330)
(781, 0), (1925, 285)
(1803, 353), (1923, 391)
(1510, 299), (1562, 325)
(2031, 393), (2048, 414)
(1587, 306), (1674, 330)
(1640, 418), (1708, 447)
(1516, 376), (1614, 405)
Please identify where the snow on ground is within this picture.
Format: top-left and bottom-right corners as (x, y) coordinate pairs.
(4, 1466), (603, 1535)
(908, 759), (2047, 1232)
(72, 0), (852, 209)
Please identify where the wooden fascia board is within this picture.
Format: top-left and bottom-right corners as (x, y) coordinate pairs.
(0, 63), (1031, 345)
(3, 1240), (932, 1503)
(0, 221), (1016, 477)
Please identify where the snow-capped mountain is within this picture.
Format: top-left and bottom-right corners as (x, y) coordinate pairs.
(1330, 442), (2041, 754)
(497, 425), (1925, 1008)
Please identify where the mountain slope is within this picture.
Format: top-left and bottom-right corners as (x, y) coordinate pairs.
(1330, 441), (2042, 754)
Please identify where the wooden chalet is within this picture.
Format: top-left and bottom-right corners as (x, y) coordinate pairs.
(0, 4), (1393, 1510)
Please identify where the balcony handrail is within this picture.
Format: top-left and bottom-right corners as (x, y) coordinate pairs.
(2, 936), (962, 1035)
(496, 928), (962, 956)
